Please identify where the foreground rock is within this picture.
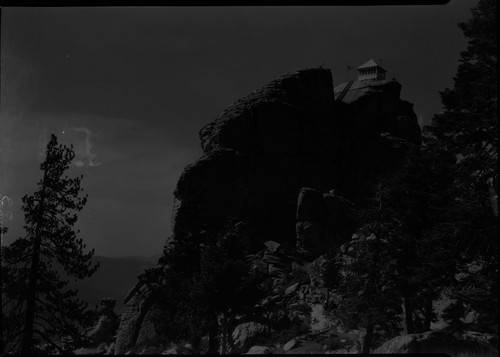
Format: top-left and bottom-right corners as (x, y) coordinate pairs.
(283, 339), (299, 351)
(232, 322), (271, 354)
(246, 345), (273, 354)
(374, 331), (498, 356)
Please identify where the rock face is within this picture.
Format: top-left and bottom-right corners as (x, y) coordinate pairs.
(87, 298), (119, 346)
(295, 187), (355, 257)
(113, 282), (157, 355)
(246, 345), (273, 354)
(374, 331), (498, 356)
(249, 240), (293, 279)
(232, 322), (270, 354)
(334, 79), (421, 146)
(114, 67), (421, 352)
(171, 67), (420, 254)
(283, 339), (299, 351)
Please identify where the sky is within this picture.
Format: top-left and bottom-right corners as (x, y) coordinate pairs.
(0, 2), (475, 257)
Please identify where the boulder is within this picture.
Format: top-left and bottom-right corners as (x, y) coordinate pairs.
(246, 345), (273, 354)
(283, 339), (299, 351)
(296, 221), (324, 257)
(263, 240), (281, 253)
(161, 345), (192, 354)
(374, 331), (498, 356)
(285, 283), (300, 296)
(87, 298), (119, 345)
(282, 339), (324, 354)
(296, 187), (326, 222)
(232, 322), (270, 353)
(262, 253), (284, 266)
(138, 346), (163, 355)
(114, 282), (157, 355)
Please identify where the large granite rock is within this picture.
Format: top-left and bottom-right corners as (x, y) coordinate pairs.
(232, 322), (270, 354)
(248, 240), (293, 279)
(374, 331), (498, 356)
(115, 67), (421, 350)
(296, 187), (355, 258)
(296, 187), (326, 222)
(334, 79), (421, 146)
(171, 67), (419, 255)
(113, 282), (157, 355)
(246, 345), (273, 354)
(87, 298), (119, 346)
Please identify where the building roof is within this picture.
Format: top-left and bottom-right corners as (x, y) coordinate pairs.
(357, 59), (386, 72)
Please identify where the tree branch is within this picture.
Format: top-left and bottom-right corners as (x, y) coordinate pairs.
(35, 296), (67, 327)
(32, 328), (65, 354)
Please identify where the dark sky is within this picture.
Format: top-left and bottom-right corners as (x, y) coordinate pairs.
(1, 3), (473, 257)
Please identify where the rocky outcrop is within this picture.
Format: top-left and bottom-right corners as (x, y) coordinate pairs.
(171, 67), (419, 255)
(335, 79), (421, 146)
(113, 282), (157, 355)
(295, 187), (325, 256)
(295, 187), (355, 257)
(248, 240), (293, 279)
(115, 66), (421, 352)
(74, 298), (119, 355)
(232, 322), (270, 354)
(374, 331), (498, 356)
(87, 298), (119, 346)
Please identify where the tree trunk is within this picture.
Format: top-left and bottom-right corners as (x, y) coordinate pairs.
(207, 324), (219, 355)
(403, 295), (415, 334)
(361, 323), (374, 354)
(218, 313), (228, 355)
(189, 331), (201, 354)
(489, 184), (498, 217)
(21, 171), (47, 354)
(422, 297), (434, 332)
(20, 228), (42, 353)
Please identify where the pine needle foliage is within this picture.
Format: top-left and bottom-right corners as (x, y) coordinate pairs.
(1, 134), (99, 354)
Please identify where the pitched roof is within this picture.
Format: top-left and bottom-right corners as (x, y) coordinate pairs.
(357, 59), (385, 70)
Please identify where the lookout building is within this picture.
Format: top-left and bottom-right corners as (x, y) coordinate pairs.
(356, 59), (386, 81)
(334, 59), (393, 103)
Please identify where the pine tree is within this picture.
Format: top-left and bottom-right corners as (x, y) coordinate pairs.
(427, 0), (497, 219)
(152, 220), (264, 354)
(424, 0), (497, 333)
(1, 134), (99, 354)
(381, 148), (461, 333)
(194, 227), (265, 354)
(333, 210), (403, 353)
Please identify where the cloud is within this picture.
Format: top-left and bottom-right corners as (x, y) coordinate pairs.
(62, 126), (101, 168)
